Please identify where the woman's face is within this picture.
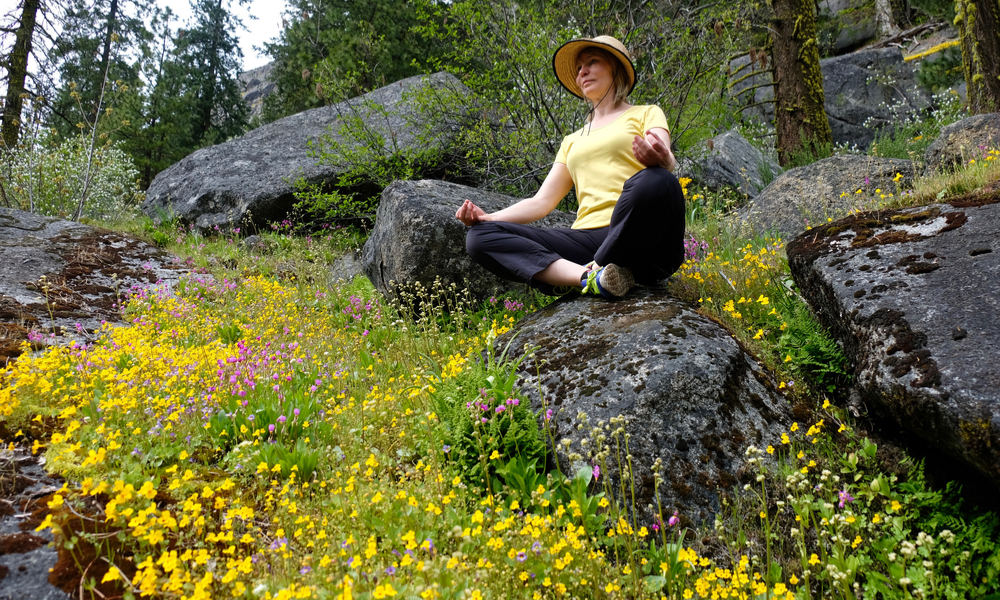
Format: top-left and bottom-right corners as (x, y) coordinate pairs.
(575, 50), (615, 103)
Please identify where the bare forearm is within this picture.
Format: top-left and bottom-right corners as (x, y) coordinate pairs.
(485, 195), (557, 224)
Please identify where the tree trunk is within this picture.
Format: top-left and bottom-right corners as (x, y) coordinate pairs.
(770, 0), (833, 166)
(1, 0), (42, 150)
(98, 0), (120, 85)
(876, 0), (902, 37)
(957, 0), (1000, 113)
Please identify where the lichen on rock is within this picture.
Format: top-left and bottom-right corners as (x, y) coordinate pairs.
(497, 289), (792, 526)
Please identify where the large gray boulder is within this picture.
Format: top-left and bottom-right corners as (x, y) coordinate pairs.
(817, 0), (877, 54)
(786, 196), (1000, 490)
(823, 48), (931, 150)
(0, 207), (184, 364)
(682, 130), (783, 196)
(735, 155), (915, 239)
(361, 180), (575, 302)
(732, 47), (931, 151)
(143, 72), (471, 232)
(498, 289), (792, 526)
(924, 112), (1000, 172)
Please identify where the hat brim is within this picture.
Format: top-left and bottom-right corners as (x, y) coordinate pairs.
(552, 38), (636, 100)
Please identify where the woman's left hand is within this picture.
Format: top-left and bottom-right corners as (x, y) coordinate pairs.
(632, 129), (676, 171)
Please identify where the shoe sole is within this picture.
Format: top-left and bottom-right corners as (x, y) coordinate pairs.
(599, 264), (634, 298)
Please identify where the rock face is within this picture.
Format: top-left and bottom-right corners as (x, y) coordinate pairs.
(143, 72), (470, 232)
(822, 48), (931, 150)
(330, 249), (364, 283)
(238, 62), (276, 120)
(362, 180), (574, 302)
(0, 449), (70, 600)
(682, 130), (783, 196)
(735, 155), (915, 239)
(786, 195), (1000, 490)
(924, 112), (1000, 172)
(732, 47), (930, 151)
(0, 207), (184, 365)
(817, 0), (877, 54)
(498, 289), (792, 526)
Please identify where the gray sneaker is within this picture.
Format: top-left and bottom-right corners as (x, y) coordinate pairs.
(581, 264), (634, 299)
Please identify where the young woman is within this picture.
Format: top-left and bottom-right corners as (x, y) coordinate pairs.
(455, 36), (685, 299)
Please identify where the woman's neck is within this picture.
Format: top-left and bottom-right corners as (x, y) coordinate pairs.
(588, 98), (631, 124)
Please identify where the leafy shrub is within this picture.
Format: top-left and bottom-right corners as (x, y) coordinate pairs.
(5, 130), (143, 221)
(429, 333), (547, 494)
(917, 47), (964, 93)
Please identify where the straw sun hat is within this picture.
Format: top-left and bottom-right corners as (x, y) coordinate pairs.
(552, 35), (636, 99)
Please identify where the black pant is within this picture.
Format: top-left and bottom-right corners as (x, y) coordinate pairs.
(466, 167), (685, 295)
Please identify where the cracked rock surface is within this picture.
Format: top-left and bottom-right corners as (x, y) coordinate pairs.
(498, 289), (791, 525)
(0, 449), (69, 600)
(787, 194), (1000, 489)
(0, 207), (185, 365)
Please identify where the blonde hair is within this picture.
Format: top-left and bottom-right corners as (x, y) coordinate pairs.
(578, 47), (631, 108)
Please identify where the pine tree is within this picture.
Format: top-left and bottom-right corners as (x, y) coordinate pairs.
(1, 0), (41, 150)
(770, 0), (832, 165)
(1, 0), (65, 150)
(175, 0), (249, 146)
(115, 7), (196, 187)
(261, 0), (441, 121)
(48, 0), (152, 137)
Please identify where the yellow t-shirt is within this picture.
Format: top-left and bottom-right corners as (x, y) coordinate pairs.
(554, 105), (670, 229)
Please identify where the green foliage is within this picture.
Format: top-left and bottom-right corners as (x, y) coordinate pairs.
(782, 136), (834, 169)
(289, 183), (376, 228)
(215, 321), (243, 345)
(290, 82), (462, 225)
(909, 0), (956, 21)
(4, 129), (143, 221)
(249, 438), (322, 480)
(260, 0), (444, 121)
(114, 7), (200, 188)
(429, 338), (547, 493)
(728, 406), (1000, 600)
(173, 0), (250, 146)
(296, 0), (744, 206)
(775, 295), (850, 393)
(917, 47), (965, 94)
(48, 0), (152, 140)
(206, 371), (334, 455)
(911, 481), (1000, 592)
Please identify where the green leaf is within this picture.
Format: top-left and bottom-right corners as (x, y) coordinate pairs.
(642, 576), (666, 593)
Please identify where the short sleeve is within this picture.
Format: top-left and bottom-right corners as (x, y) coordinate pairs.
(554, 135), (572, 164)
(644, 105), (670, 133)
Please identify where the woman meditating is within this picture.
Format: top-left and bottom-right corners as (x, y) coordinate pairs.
(456, 35), (686, 299)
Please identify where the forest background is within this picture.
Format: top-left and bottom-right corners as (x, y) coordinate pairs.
(1, 0), (997, 225)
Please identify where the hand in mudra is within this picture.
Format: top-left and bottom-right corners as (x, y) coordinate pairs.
(456, 199), (488, 226)
(632, 129), (672, 169)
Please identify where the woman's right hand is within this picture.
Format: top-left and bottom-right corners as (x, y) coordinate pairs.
(455, 199), (489, 226)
